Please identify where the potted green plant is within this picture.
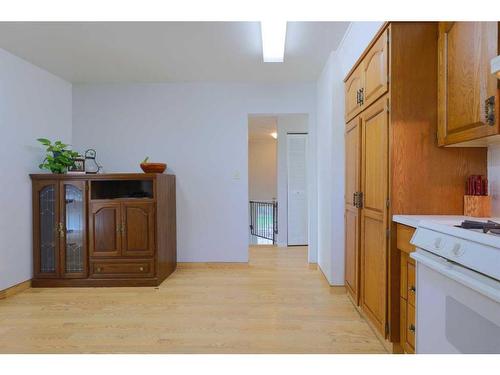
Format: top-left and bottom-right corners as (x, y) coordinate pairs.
(37, 138), (80, 174)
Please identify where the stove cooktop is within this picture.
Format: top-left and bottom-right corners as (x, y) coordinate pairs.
(455, 220), (500, 236)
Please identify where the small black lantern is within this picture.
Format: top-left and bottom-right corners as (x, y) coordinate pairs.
(84, 149), (102, 174)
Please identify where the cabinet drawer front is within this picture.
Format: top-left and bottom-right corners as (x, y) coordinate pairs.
(91, 260), (154, 278)
(400, 252), (408, 299)
(396, 224), (415, 254)
(406, 302), (416, 352)
(407, 261), (416, 307)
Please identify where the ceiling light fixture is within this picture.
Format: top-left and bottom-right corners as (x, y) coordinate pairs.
(261, 20), (287, 63)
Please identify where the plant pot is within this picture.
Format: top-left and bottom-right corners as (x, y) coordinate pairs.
(140, 163), (167, 174)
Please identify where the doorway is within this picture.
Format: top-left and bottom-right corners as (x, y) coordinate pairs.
(248, 114), (309, 248)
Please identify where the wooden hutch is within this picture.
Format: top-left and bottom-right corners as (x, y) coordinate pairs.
(30, 173), (176, 287)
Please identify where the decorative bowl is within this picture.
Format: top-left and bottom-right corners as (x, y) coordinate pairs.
(140, 162), (167, 174)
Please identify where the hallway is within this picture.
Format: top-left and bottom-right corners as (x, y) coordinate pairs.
(0, 246), (385, 353)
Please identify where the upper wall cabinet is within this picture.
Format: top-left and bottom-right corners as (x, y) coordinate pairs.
(345, 29), (389, 122)
(438, 22), (500, 146)
(345, 65), (364, 121)
(362, 29), (389, 109)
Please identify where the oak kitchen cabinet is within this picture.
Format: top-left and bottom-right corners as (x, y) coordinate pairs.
(396, 224), (416, 354)
(438, 22), (500, 146)
(344, 22), (488, 351)
(31, 173), (176, 287)
(345, 29), (389, 122)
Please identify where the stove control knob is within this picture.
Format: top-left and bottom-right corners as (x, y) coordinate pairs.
(451, 243), (464, 257)
(434, 237), (443, 250)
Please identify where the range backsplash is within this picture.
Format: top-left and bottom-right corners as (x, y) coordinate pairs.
(489, 142), (500, 216)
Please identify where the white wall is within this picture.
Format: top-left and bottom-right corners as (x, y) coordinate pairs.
(0, 48), (72, 290)
(315, 22), (383, 285)
(248, 139), (277, 201)
(276, 114), (309, 249)
(488, 143), (500, 216)
(72, 83), (316, 262)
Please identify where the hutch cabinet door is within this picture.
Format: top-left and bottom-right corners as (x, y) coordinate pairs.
(345, 65), (364, 122)
(89, 201), (122, 257)
(33, 180), (60, 278)
(344, 115), (362, 305)
(361, 28), (389, 110)
(438, 22), (499, 145)
(60, 180), (87, 278)
(121, 201), (155, 257)
(360, 98), (389, 336)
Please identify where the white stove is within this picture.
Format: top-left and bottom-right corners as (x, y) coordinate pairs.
(410, 218), (500, 354)
(411, 219), (500, 281)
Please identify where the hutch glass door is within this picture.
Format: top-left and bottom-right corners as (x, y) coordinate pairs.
(62, 181), (87, 278)
(34, 181), (60, 277)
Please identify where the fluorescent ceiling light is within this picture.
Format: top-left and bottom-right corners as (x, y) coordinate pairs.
(270, 132), (278, 139)
(261, 21), (287, 63)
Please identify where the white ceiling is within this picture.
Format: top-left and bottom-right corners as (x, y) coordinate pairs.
(0, 22), (349, 83)
(248, 116), (277, 141)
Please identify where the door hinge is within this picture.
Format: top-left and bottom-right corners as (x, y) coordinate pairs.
(385, 101), (390, 113)
(385, 322), (390, 336)
(386, 229), (391, 238)
(386, 199), (390, 208)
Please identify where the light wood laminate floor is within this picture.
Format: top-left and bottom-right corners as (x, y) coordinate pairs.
(0, 246), (385, 353)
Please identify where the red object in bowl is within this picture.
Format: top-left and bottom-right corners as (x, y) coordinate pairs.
(140, 163), (167, 174)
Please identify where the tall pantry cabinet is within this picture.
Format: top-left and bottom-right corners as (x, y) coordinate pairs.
(343, 22), (487, 348)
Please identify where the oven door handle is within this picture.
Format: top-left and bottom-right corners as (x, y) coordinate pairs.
(411, 250), (500, 304)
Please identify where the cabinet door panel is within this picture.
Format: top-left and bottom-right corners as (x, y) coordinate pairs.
(438, 22), (499, 145)
(345, 65), (364, 122)
(33, 181), (60, 278)
(345, 116), (361, 303)
(360, 99), (389, 336)
(362, 29), (389, 109)
(61, 181), (87, 278)
(122, 202), (155, 257)
(89, 202), (121, 257)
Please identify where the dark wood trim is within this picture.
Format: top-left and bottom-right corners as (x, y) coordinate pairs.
(31, 277), (163, 287)
(30, 173), (169, 180)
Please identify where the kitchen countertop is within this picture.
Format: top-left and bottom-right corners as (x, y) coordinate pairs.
(393, 215), (479, 228)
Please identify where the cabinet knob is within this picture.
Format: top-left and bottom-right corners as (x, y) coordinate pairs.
(409, 285), (416, 293)
(139, 267), (144, 272)
(97, 267), (102, 272)
(409, 324), (416, 333)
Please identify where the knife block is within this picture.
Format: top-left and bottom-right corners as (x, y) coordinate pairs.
(464, 195), (492, 217)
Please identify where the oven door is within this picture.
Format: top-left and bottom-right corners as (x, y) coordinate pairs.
(411, 249), (500, 354)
